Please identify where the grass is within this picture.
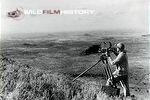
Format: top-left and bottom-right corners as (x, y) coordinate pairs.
(0, 55), (149, 100)
(0, 55), (95, 100)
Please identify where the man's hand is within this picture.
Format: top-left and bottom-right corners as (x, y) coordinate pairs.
(108, 47), (118, 56)
(106, 51), (110, 57)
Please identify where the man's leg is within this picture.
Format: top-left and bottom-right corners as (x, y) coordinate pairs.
(121, 76), (130, 96)
(120, 81), (127, 96)
(112, 75), (130, 96)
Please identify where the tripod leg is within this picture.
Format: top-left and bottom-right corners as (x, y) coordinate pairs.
(105, 64), (112, 79)
(103, 66), (109, 79)
(105, 60), (113, 78)
(104, 60), (118, 87)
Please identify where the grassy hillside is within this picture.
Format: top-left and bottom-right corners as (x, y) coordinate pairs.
(0, 31), (149, 100)
(0, 55), (149, 100)
(0, 55), (101, 100)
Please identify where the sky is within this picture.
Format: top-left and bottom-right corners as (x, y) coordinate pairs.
(1, 0), (149, 38)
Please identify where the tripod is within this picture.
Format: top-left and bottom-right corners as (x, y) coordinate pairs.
(72, 41), (122, 96)
(72, 54), (120, 96)
(72, 54), (115, 86)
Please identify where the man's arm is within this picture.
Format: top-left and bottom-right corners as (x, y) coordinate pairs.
(113, 51), (119, 56)
(108, 52), (123, 65)
(110, 48), (119, 56)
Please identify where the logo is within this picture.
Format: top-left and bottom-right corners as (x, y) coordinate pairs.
(7, 7), (96, 20)
(7, 7), (25, 20)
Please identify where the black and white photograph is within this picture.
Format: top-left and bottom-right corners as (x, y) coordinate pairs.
(0, 0), (149, 100)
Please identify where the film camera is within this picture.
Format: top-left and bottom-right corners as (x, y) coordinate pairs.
(81, 41), (117, 56)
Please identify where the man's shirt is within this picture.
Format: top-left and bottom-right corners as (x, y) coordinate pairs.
(111, 51), (129, 76)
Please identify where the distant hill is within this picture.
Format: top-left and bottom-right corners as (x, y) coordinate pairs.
(141, 34), (150, 37)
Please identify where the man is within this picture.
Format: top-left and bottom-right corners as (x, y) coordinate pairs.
(106, 42), (130, 97)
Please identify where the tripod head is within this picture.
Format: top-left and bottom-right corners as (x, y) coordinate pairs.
(98, 41), (112, 53)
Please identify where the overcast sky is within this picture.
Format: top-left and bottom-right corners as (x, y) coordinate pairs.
(1, 0), (149, 37)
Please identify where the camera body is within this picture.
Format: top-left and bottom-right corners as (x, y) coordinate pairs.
(99, 48), (109, 53)
(81, 41), (116, 56)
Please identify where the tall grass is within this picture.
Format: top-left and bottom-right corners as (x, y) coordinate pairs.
(0, 55), (148, 100)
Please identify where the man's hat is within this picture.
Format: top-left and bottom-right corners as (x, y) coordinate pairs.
(115, 42), (125, 50)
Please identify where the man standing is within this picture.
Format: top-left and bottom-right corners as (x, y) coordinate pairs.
(106, 42), (130, 97)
